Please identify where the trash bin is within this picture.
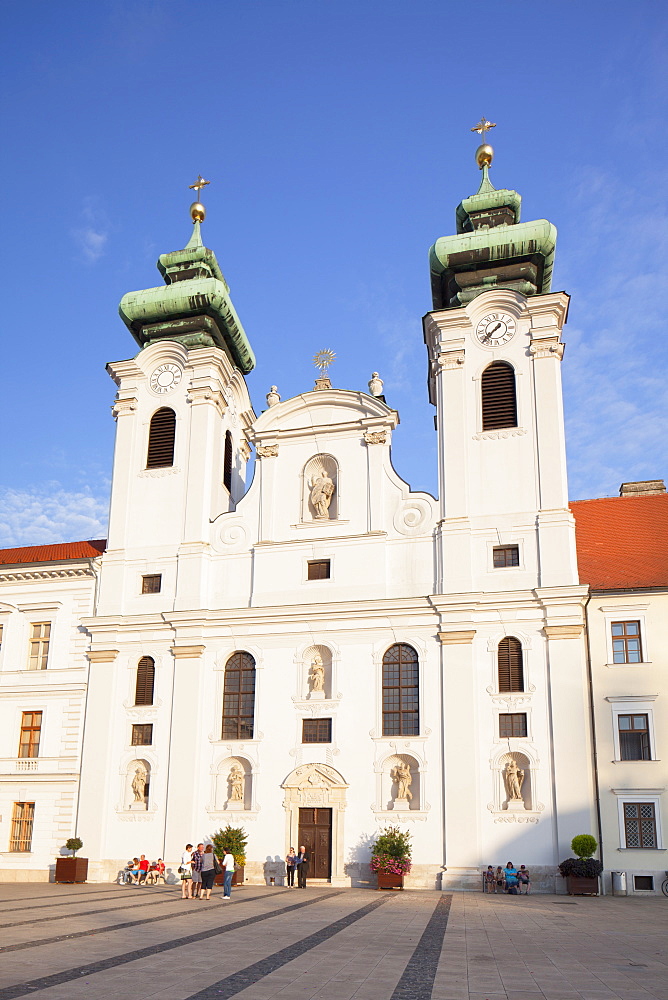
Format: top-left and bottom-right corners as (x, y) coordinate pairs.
(612, 871), (627, 896)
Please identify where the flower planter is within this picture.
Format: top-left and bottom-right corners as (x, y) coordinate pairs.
(232, 865), (244, 886)
(376, 871), (404, 890)
(566, 875), (599, 896)
(55, 857), (88, 883)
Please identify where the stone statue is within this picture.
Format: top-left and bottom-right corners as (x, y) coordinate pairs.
(310, 472), (335, 519)
(309, 652), (325, 692)
(505, 758), (525, 801)
(266, 385), (281, 407)
(131, 767), (146, 803)
(368, 372), (384, 397)
(392, 760), (413, 801)
(229, 763), (245, 801)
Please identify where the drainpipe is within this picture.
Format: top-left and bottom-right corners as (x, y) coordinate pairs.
(583, 590), (605, 893)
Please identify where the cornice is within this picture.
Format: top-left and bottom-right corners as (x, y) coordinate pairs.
(87, 649), (119, 663)
(1, 567), (97, 583)
(171, 644), (206, 659)
(543, 624), (585, 639)
(438, 630), (476, 645)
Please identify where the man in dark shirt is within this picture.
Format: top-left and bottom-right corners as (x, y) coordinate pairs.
(296, 845), (310, 888)
(191, 843), (204, 898)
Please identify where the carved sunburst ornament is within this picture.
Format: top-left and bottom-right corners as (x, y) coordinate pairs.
(312, 349), (336, 373)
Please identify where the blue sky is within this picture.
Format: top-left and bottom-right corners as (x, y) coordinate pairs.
(1, 0), (667, 546)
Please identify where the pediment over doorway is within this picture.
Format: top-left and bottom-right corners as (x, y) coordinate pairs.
(281, 762), (348, 790)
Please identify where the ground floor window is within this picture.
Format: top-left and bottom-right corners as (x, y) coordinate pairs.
(624, 802), (657, 848)
(9, 801), (35, 852)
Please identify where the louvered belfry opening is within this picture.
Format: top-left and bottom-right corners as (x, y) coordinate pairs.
(135, 656), (155, 706)
(223, 430), (233, 492)
(498, 637), (524, 692)
(481, 361), (517, 431)
(146, 408), (176, 468)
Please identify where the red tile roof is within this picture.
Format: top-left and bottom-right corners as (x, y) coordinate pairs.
(0, 539), (107, 566)
(570, 494), (668, 590)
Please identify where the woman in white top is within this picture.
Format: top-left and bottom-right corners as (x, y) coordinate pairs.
(180, 843), (193, 899)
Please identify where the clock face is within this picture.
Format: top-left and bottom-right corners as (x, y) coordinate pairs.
(149, 364), (182, 394)
(475, 312), (517, 347)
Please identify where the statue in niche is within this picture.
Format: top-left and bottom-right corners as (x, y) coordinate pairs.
(505, 758), (525, 801)
(309, 472), (335, 519)
(229, 763), (245, 802)
(392, 760), (413, 801)
(131, 766), (147, 803)
(309, 652), (325, 693)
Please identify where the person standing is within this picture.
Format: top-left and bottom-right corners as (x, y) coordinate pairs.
(200, 845), (216, 900)
(191, 843), (205, 898)
(180, 843), (193, 899)
(484, 866), (495, 893)
(221, 847), (235, 900)
(285, 847), (297, 887)
(296, 845), (310, 888)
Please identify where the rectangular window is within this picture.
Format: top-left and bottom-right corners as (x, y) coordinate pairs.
(307, 560), (330, 581)
(499, 713), (527, 738)
(493, 545), (519, 568)
(633, 875), (654, 891)
(18, 711), (42, 759)
(141, 574), (162, 594)
(624, 802), (657, 848)
(302, 718), (332, 743)
(611, 621), (642, 663)
(131, 724), (153, 746)
(0, 622), (3, 650)
(9, 802), (35, 852)
(28, 623), (51, 670)
(618, 714), (651, 760)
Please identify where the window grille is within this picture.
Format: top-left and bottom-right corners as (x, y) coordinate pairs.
(131, 724), (153, 746)
(135, 657), (155, 706)
(222, 651), (256, 740)
(18, 712), (42, 759)
(146, 408), (176, 468)
(499, 712), (527, 738)
(302, 718), (332, 743)
(382, 644), (419, 736)
(481, 361), (517, 430)
(624, 802), (657, 848)
(9, 802), (34, 852)
(611, 621), (642, 663)
(498, 637), (524, 692)
(618, 714), (651, 760)
(28, 623), (51, 670)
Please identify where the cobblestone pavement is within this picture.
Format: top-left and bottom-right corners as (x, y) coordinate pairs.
(0, 883), (666, 1000)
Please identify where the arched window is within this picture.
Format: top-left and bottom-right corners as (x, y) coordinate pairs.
(146, 408), (176, 468)
(481, 362), (517, 431)
(134, 656), (155, 706)
(382, 643), (419, 736)
(498, 637), (524, 692)
(223, 430), (233, 493)
(222, 651), (256, 740)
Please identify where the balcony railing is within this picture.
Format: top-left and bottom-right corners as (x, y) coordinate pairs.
(0, 757), (79, 775)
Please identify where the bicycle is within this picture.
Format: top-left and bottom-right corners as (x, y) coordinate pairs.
(661, 871), (668, 897)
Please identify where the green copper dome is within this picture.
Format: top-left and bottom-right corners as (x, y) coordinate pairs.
(119, 221), (255, 373)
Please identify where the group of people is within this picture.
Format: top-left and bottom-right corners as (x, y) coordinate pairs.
(121, 855), (165, 885)
(484, 863), (531, 895)
(285, 846), (310, 887)
(179, 843), (236, 900)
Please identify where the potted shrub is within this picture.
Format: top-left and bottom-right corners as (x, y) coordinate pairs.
(559, 835), (603, 895)
(212, 825), (248, 886)
(370, 825), (412, 890)
(55, 838), (88, 883)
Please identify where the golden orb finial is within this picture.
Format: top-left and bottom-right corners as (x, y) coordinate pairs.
(188, 174), (210, 223)
(470, 117), (496, 170)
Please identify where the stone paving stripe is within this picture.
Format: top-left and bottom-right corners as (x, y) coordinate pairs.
(0, 887), (126, 913)
(389, 895), (452, 1000)
(0, 890), (345, 999)
(0, 889), (184, 932)
(183, 894), (391, 1000)
(0, 890), (273, 951)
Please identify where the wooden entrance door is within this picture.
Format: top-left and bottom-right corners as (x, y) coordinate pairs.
(298, 807), (332, 879)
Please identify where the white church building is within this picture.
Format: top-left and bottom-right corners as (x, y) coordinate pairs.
(1, 144), (665, 892)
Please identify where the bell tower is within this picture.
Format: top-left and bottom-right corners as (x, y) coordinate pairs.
(97, 180), (256, 615)
(423, 122), (577, 593)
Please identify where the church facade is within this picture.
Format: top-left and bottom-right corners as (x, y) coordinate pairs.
(1, 147), (666, 893)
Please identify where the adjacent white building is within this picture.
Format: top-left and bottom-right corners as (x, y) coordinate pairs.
(0, 149), (664, 891)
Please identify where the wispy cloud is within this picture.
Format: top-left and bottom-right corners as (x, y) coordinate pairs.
(72, 196), (110, 263)
(0, 483), (109, 548)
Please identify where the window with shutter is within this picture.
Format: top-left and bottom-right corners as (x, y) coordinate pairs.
(9, 802), (34, 852)
(146, 408), (176, 468)
(135, 657), (155, 706)
(481, 361), (517, 430)
(223, 431), (233, 492)
(498, 637), (524, 692)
